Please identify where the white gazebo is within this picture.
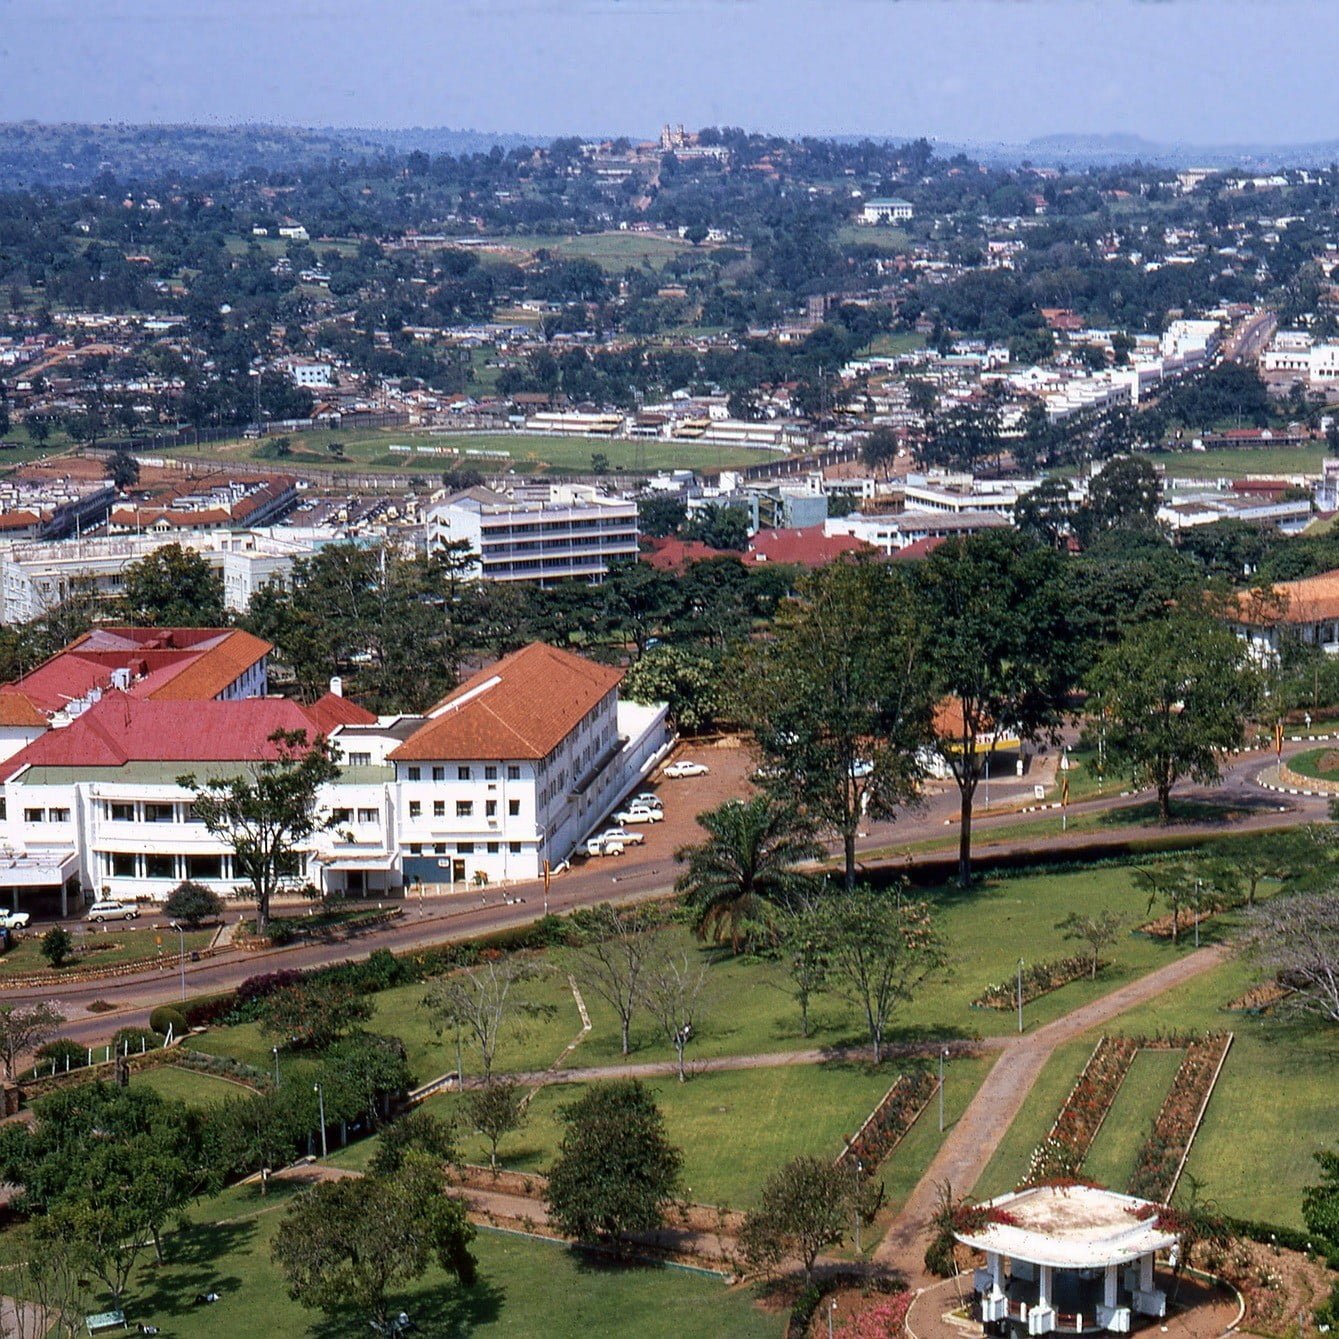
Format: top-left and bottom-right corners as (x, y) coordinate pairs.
(954, 1185), (1180, 1336)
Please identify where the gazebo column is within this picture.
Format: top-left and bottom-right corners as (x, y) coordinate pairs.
(991, 1252), (1004, 1296)
(1139, 1254), (1154, 1292)
(1104, 1264), (1118, 1309)
(1038, 1265), (1053, 1311)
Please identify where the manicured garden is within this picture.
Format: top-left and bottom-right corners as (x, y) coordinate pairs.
(0, 924), (214, 975)
(131, 1063), (258, 1108)
(100, 1185), (781, 1338)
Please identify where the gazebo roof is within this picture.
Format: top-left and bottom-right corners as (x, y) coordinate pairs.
(953, 1185), (1179, 1270)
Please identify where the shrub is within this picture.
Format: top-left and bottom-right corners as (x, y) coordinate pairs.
(149, 1005), (188, 1037)
(112, 1026), (159, 1054)
(163, 880), (224, 929)
(39, 926), (74, 969)
(34, 1039), (89, 1071)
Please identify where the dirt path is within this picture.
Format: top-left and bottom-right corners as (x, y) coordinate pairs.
(873, 943), (1229, 1285)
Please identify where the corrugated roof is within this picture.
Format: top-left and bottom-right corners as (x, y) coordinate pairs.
(4, 695), (337, 774)
(744, 526), (872, 567)
(0, 692), (47, 727)
(1233, 570), (1339, 626)
(389, 643), (622, 762)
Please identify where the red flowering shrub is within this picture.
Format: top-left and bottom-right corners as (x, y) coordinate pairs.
(839, 1071), (938, 1173)
(835, 1290), (913, 1339)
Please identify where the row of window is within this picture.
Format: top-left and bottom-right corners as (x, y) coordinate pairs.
(407, 840), (521, 856)
(406, 797), (519, 820)
(403, 764), (521, 782)
(100, 852), (230, 880)
(25, 807), (71, 823)
(331, 807), (382, 825)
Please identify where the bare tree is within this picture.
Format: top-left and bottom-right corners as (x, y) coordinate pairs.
(640, 943), (709, 1083)
(0, 1002), (65, 1080)
(421, 959), (554, 1084)
(1245, 893), (1339, 1025)
(568, 905), (653, 1056)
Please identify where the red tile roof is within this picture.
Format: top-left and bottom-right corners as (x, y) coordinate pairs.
(4, 695), (341, 773)
(143, 630), (271, 701)
(389, 643), (622, 762)
(744, 526), (873, 567)
(1231, 570), (1339, 626)
(890, 535), (947, 561)
(305, 691), (378, 734)
(641, 536), (728, 571)
(0, 693), (47, 728)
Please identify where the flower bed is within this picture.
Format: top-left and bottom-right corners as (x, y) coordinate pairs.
(972, 955), (1104, 1010)
(1025, 1035), (1138, 1184)
(837, 1070), (938, 1173)
(1226, 981), (1293, 1015)
(1128, 1032), (1232, 1203)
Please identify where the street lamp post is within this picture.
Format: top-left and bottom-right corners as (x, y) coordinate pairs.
(1194, 879), (1202, 949)
(1017, 958), (1025, 1034)
(313, 1083), (327, 1159)
(828, 1299), (837, 1339)
(939, 1047), (949, 1132)
(272, 1046), (281, 1088)
(168, 922), (186, 1003)
(853, 1159), (863, 1254)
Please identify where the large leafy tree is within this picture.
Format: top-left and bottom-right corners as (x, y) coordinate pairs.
(545, 1080), (683, 1246)
(118, 542), (226, 626)
(820, 887), (946, 1063)
(272, 1151), (476, 1327)
(178, 728), (340, 932)
(917, 530), (1075, 885)
(743, 559), (933, 889)
(1089, 608), (1259, 823)
(674, 796), (821, 952)
(739, 1156), (859, 1282)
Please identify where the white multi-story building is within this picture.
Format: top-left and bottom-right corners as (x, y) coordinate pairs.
(0, 643), (669, 914)
(426, 485), (639, 586)
(859, 198), (914, 224)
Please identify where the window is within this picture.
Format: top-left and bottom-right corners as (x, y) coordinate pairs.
(486, 841), (499, 854)
(143, 803), (175, 823)
(23, 808), (42, 823)
(508, 799), (521, 817)
(109, 802), (135, 822)
(431, 766), (445, 782)
(408, 801), (421, 819)
(433, 800), (445, 818)
(457, 766), (472, 781)
(509, 841), (522, 854)
(356, 808), (379, 824)
(486, 800), (497, 818)
(457, 841), (475, 854)
(433, 843), (446, 855)
(187, 854), (223, 880)
(347, 752), (371, 767)
(484, 765), (497, 781)
(408, 843), (421, 855)
(406, 766), (421, 782)
(507, 765), (521, 781)
(111, 852), (136, 878)
(331, 808), (353, 825)
(48, 808), (71, 823)
(144, 853), (175, 880)
(456, 800), (473, 818)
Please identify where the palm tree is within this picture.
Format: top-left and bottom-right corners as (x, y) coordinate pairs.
(674, 797), (822, 952)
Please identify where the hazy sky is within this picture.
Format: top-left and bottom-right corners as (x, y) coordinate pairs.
(1, 0), (1332, 146)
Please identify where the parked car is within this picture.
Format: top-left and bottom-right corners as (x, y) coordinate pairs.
(86, 900), (140, 923)
(584, 835), (625, 857)
(0, 910), (30, 930)
(630, 793), (663, 812)
(599, 826), (645, 847)
(664, 760), (710, 778)
(613, 805), (663, 825)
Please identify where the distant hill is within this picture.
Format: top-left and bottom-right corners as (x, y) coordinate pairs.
(339, 126), (548, 156)
(941, 131), (1339, 170)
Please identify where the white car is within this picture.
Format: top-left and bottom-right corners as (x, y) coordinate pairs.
(613, 805), (664, 825)
(631, 793), (663, 812)
(599, 826), (645, 847)
(0, 911), (30, 930)
(663, 760), (710, 778)
(86, 900), (140, 923)
(584, 836), (625, 857)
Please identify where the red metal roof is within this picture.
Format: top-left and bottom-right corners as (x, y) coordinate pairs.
(389, 643), (622, 762)
(306, 691), (378, 734)
(744, 526), (873, 567)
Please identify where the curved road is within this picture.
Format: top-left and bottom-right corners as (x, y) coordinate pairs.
(6, 742), (1320, 1052)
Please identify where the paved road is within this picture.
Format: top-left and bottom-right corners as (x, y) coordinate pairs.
(5, 741), (1319, 1054)
(872, 944), (1230, 1286)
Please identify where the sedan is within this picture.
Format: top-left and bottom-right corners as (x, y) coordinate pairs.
(613, 806), (664, 825)
(663, 760), (710, 779)
(599, 826), (645, 847)
(631, 793), (663, 812)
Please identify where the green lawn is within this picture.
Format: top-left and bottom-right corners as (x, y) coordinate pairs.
(1154, 446), (1326, 479)
(133, 1064), (258, 1108)
(481, 230), (701, 272)
(0, 924), (213, 976)
(1279, 747), (1339, 781)
(91, 1185), (780, 1337)
(164, 427), (770, 476)
(1081, 1047), (1185, 1190)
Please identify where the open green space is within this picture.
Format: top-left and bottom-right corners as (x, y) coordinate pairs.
(91, 1184), (779, 1338)
(836, 224), (911, 251)
(1080, 1046), (1185, 1190)
(1280, 747), (1339, 781)
(132, 1063), (259, 1108)
(864, 331), (926, 356)
(480, 230), (701, 272)
(164, 427), (771, 477)
(975, 950), (1334, 1228)
(0, 924), (213, 976)
(1155, 446), (1325, 479)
